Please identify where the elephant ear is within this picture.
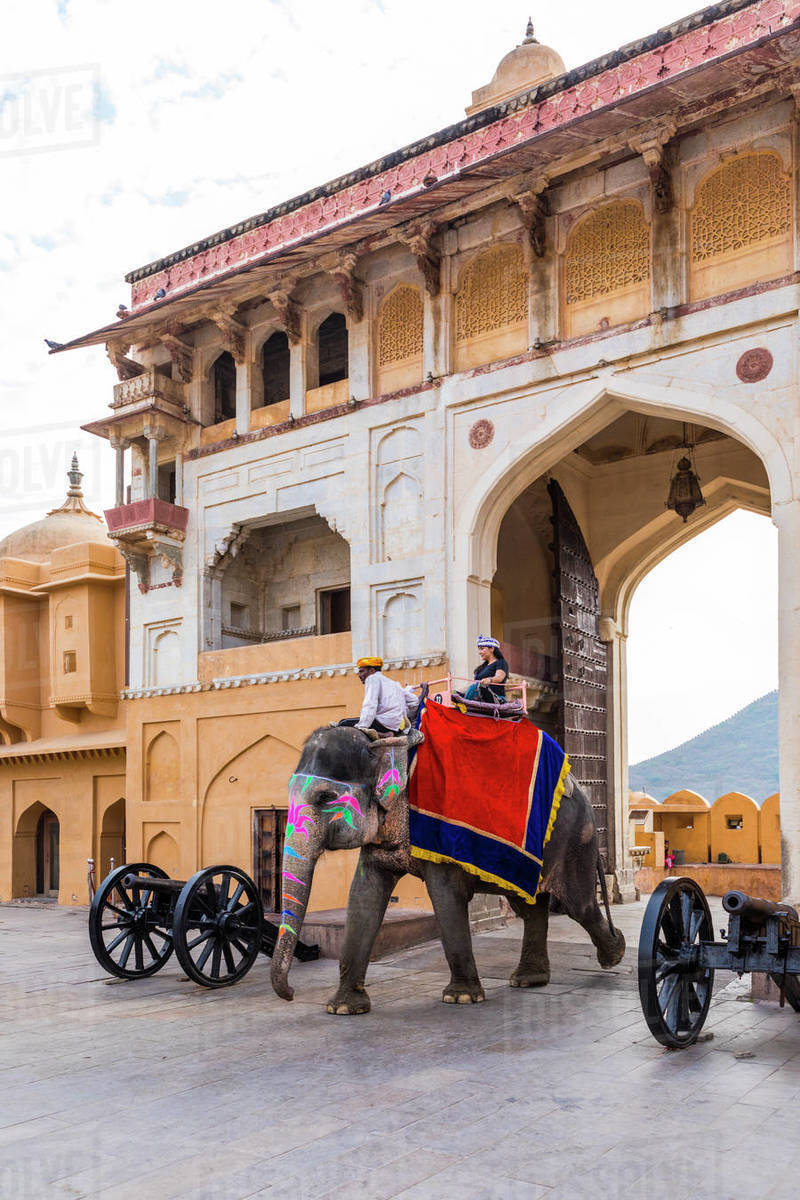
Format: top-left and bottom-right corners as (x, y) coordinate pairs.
(370, 737), (409, 811)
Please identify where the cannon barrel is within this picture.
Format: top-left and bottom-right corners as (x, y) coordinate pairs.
(121, 873), (185, 893)
(722, 890), (798, 926)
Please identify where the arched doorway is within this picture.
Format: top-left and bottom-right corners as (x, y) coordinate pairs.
(99, 797), (126, 878)
(37, 810), (59, 897)
(473, 399), (774, 888)
(13, 802), (61, 899)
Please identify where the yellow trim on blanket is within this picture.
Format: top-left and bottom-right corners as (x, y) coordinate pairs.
(410, 846), (540, 906)
(409, 743), (571, 908)
(536, 753), (571, 897)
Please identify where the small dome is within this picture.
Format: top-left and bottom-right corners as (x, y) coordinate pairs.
(0, 454), (109, 563)
(466, 19), (565, 116)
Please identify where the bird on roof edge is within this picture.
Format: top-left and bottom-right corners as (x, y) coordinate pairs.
(44, 338), (63, 351)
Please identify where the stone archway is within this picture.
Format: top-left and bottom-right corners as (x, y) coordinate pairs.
(13, 802), (61, 898)
(459, 382), (782, 890)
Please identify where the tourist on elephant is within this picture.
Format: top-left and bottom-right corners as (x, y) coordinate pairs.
(338, 656), (407, 735)
(466, 635), (508, 701)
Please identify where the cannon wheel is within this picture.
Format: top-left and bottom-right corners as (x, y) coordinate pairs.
(173, 866), (264, 989)
(89, 862), (174, 980)
(769, 973), (800, 1012)
(638, 876), (715, 1048)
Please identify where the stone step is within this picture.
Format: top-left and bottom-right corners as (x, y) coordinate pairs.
(300, 907), (440, 960)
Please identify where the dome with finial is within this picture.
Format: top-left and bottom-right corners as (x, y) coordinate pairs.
(466, 18), (566, 116)
(0, 454), (109, 563)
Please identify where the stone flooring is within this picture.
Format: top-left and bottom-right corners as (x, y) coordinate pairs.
(1, 898), (799, 1199)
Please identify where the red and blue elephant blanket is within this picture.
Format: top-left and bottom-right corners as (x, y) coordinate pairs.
(408, 700), (570, 905)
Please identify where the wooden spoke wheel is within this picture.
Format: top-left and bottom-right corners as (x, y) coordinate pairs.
(89, 862), (174, 980)
(638, 876), (715, 1048)
(173, 866), (263, 989)
(769, 972), (800, 1012)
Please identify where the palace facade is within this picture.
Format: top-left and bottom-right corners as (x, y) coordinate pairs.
(49, 0), (800, 908)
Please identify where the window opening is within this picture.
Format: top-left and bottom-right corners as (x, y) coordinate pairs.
(261, 331), (290, 406)
(319, 586), (351, 635)
(281, 604), (301, 631)
(63, 650), (77, 674)
(157, 463), (176, 504)
(317, 313), (348, 386)
(229, 602), (249, 629)
(213, 351), (237, 422)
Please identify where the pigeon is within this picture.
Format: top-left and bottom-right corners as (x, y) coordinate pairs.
(116, 304), (128, 318)
(379, 189), (391, 206)
(154, 287), (166, 299)
(44, 338), (64, 350)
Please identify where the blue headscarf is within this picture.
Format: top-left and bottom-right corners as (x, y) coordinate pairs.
(477, 635), (500, 650)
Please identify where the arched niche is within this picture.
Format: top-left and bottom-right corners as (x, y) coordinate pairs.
(453, 243), (528, 372)
(563, 200), (651, 339)
(376, 284), (423, 394)
(689, 151), (792, 301)
(201, 733), (300, 870)
(99, 797), (126, 877)
(381, 472), (423, 561)
(145, 729), (180, 803)
(146, 830), (179, 877)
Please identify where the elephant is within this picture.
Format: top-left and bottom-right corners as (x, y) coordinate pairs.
(270, 725), (625, 1013)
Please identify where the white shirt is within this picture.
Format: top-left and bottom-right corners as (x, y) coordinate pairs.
(358, 672), (407, 731)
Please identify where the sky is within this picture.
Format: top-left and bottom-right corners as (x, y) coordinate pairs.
(0, 0), (779, 759)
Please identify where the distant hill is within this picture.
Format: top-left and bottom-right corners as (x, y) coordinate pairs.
(629, 690), (778, 803)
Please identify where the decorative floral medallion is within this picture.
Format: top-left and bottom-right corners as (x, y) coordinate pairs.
(469, 419), (495, 449)
(736, 348), (773, 383)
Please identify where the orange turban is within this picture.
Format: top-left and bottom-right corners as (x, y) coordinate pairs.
(356, 656), (383, 669)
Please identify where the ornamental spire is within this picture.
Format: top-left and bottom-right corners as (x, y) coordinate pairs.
(47, 453), (102, 520)
(523, 16), (537, 44)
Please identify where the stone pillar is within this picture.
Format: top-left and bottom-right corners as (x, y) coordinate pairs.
(147, 434), (159, 499)
(235, 357), (253, 436)
(774, 498), (800, 901)
(109, 435), (129, 507)
(289, 337), (306, 419)
(174, 453), (184, 507)
(599, 615), (637, 902)
(348, 313), (370, 402)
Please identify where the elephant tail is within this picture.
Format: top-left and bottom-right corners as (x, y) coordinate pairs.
(596, 856), (617, 937)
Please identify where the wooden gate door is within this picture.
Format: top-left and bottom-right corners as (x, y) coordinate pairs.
(252, 809), (287, 914)
(548, 480), (609, 861)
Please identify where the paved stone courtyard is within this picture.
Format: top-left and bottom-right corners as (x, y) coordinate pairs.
(2, 899), (799, 1200)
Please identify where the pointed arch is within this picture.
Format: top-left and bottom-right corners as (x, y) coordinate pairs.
(201, 732), (301, 869)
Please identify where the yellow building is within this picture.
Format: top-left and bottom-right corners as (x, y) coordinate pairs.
(0, 458), (127, 904)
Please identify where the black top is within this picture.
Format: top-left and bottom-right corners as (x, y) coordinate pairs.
(473, 656), (509, 699)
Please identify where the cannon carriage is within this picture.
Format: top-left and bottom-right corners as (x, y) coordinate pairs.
(638, 876), (800, 1048)
(89, 862), (319, 988)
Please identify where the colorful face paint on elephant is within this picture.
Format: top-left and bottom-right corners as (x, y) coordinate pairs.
(278, 782), (369, 950)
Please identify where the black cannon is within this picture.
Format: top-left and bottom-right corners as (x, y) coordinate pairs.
(638, 876), (800, 1048)
(89, 862), (319, 989)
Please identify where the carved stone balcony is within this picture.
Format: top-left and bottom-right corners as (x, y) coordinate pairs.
(111, 368), (187, 412)
(104, 498), (189, 593)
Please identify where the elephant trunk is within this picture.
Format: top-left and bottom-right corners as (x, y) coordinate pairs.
(270, 832), (321, 1001)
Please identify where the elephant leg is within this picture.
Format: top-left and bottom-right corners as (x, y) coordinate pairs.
(508, 892), (550, 987)
(326, 852), (397, 1016)
(562, 879), (626, 969)
(421, 863), (485, 1004)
